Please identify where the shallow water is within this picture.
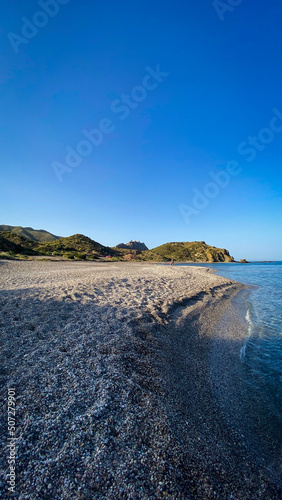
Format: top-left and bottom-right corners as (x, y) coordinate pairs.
(182, 262), (282, 421)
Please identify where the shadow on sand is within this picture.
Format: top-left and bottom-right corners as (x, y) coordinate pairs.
(0, 286), (281, 499)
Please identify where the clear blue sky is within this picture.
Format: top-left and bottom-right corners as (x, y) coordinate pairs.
(1, 0), (282, 260)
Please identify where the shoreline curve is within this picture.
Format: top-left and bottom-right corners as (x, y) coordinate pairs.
(0, 261), (280, 499)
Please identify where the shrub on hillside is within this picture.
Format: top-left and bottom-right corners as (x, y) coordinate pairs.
(74, 252), (87, 260)
(63, 252), (75, 260)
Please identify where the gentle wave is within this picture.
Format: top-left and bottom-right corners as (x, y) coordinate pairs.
(240, 306), (253, 361)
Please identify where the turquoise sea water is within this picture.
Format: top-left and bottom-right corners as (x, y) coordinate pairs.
(183, 261), (282, 420)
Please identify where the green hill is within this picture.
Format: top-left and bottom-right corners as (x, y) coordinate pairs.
(0, 225), (61, 242)
(0, 232), (37, 256)
(0, 232), (120, 260)
(37, 234), (119, 258)
(146, 241), (235, 262)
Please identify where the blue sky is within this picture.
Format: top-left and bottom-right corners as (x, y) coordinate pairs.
(1, 0), (282, 260)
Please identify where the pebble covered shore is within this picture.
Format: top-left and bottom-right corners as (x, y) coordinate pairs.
(0, 261), (280, 499)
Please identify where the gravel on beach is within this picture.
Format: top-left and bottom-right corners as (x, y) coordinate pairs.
(0, 261), (280, 499)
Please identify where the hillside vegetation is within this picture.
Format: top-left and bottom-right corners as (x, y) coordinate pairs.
(0, 225), (60, 242)
(0, 232), (37, 255)
(0, 232), (119, 260)
(0, 228), (235, 262)
(40, 234), (120, 259)
(146, 241), (234, 262)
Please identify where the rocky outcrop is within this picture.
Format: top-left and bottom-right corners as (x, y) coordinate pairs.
(115, 241), (148, 251)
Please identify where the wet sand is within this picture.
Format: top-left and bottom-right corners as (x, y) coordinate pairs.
(0, 261), (280, 499)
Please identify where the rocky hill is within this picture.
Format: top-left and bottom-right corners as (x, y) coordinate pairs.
(146, 241), (235, 263)
(115, 241), (148, 251)
(0, 225), (61, 242)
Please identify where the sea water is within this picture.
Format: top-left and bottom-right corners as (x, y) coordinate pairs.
(183, 261), (282, 421)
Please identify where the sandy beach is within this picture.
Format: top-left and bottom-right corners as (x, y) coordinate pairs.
(0, 261), (280, 499)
